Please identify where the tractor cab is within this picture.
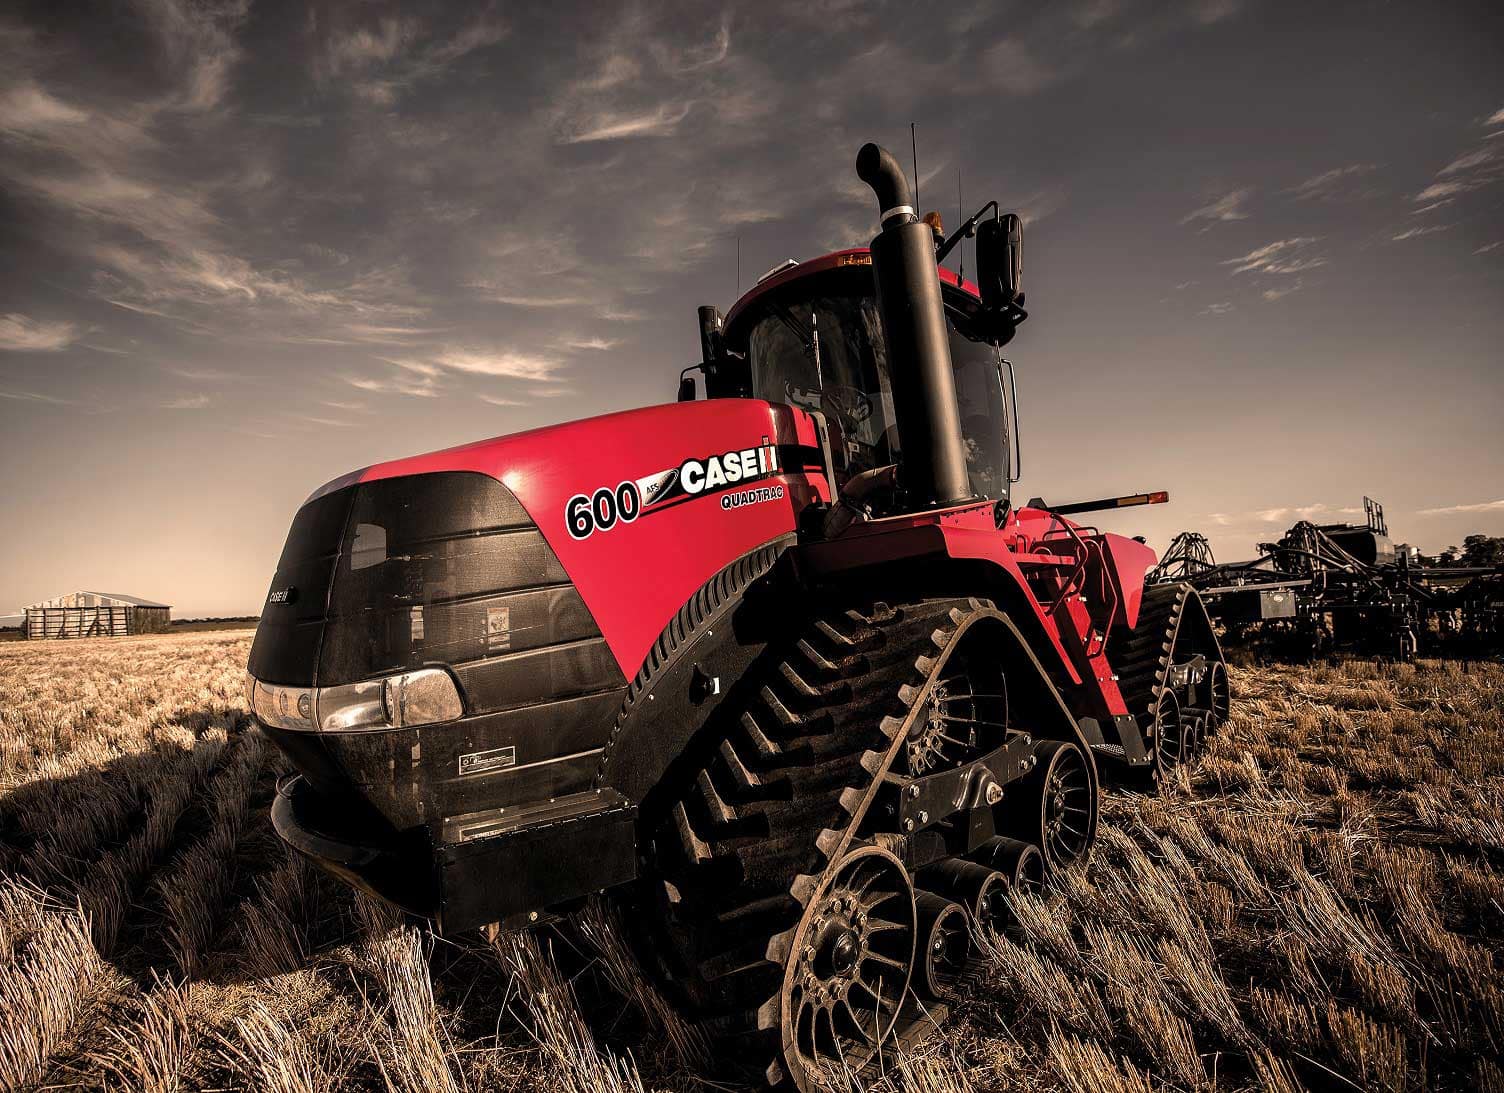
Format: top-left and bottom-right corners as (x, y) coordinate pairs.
(690, 246), (1023, 519)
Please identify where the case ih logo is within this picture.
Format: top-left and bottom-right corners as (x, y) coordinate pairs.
(566, 443), (781, 539)
(267, 587), (297, 605)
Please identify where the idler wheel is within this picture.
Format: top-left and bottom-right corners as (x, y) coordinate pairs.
(1182, 712), (1206, 761)
(912, 892), (969, 998)
(780, 845), (917, 1083)
(1009, 739), (1095, 870)
(1206, 660), (1230, 731)
(968, 835), (1047, 896)
(915, 858), (1010, 936)
(1149, 689), (1188, 783)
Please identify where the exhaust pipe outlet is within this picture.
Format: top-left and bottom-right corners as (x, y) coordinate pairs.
(856, 142), (974, 509)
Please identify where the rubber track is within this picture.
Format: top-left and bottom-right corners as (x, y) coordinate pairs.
(1114, 582), (1193, 723)
(639, 597), (990, 1085)
(1115, 582), (1225, 740)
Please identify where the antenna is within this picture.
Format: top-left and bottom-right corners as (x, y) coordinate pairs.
(957, 169), (964, 280)
(910, 122), (919, 211)
(736, 234), (741, 296)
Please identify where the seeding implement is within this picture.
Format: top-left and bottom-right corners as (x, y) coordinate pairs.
(1153, 500), (1504, 660)
(250, 143), (1227, 1088)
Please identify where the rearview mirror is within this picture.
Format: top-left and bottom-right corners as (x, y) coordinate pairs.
(698, 305), (725, 367)
(976, 213), (1022, 310)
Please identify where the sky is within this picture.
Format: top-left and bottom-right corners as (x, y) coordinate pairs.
(1, 0), (1502, 618)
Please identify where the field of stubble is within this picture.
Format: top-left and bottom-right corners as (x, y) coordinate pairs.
(2, 631), (1503, 1092)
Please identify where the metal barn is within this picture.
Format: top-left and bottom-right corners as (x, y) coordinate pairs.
(22, 591), (172, 639)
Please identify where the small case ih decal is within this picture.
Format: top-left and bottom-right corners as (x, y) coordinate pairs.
(565, 441), (781, 538)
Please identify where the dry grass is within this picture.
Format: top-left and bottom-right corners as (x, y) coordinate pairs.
(1, 631), (1501, 1091)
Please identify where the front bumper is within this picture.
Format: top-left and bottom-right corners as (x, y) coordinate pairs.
(272, 774), (435, 917)
(272, 773), (639, 934)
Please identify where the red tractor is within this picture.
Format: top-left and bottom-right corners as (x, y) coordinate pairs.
(250, 143), (1227, 1088)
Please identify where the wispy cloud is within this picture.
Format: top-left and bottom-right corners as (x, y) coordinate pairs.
(558, 102), (695, 144)
(318, 14), (506, 104)
(1222, 237), (1326, 275)
(0, 83), (88, 131)
(1200, 301), (1234, 315)
(478, 393), (526, 407)
(162, 394), (210, 410)
(168, 366), (238, 382)
(0, 387), (74, 405)
(1285, 163), (1377, 201)
(1414, 115), (1504, 203)
(382, 348), (561, 381)
(1487, 106), (1504, 127)
(1392, 224), (1453, 241)
(562, 336), (620, 351)
(663, 14), (731, 72)
(0, 313), (80, 352)
(325, 17), (416, 75)
(1477, 241), (1504, 255)
(1261, 280), (1303, 302)
(477, 290), (590, 309)
(1418, 498), (1504, 516)
(345, 373), (439, 398)
(1180, 188), (1251, 229)
(1208, 502), (1361, 526)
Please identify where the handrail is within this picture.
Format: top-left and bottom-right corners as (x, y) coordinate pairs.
(1042, 517), (1090, 617)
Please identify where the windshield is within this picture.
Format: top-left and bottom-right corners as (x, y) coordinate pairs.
(747, 292), (1008, 505)
(749, 295), (898, 479)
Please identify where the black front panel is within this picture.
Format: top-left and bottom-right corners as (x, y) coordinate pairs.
(251, 471), (629, 831)
(248, 488), (351, 687)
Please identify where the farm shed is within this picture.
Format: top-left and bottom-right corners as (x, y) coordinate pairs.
(22, 591), (172, 639)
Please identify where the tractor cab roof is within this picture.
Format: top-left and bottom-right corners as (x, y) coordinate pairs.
(722, 247), (983, 348)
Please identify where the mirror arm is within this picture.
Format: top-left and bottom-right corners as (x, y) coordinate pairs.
(935, 201), (998, 264)
(1005, 358), (1022, 484)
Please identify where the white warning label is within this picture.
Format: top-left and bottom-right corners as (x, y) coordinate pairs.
(486, 605), (511, 651)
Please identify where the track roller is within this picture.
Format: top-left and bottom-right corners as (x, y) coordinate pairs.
(1183, 712), (1206, 761)
(1006, 739), (1095, 870)
(912, 892), (969, 999)
(968, 836), (1046, 895)
(1206, 660), (1230, 729)
(915, 858), (1010, 935)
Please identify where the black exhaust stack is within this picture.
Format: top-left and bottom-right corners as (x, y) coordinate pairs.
(856, 142), (974, 509)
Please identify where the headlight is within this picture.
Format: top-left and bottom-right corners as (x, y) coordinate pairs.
(249, 668), (463, 733)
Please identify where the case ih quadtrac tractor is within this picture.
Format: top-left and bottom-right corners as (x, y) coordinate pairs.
(250, 143), (1228, 1088)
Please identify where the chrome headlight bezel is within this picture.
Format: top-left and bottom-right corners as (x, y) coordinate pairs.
(248, 668), (464, 733)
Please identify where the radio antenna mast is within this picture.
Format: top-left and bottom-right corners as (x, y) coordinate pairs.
(910, 123), (919, 211)
(957, 170), (964, 280)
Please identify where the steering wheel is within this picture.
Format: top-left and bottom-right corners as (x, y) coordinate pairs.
(819, 384), (874, 426)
